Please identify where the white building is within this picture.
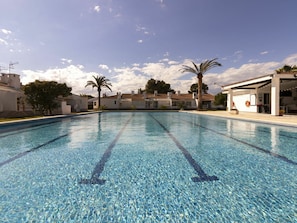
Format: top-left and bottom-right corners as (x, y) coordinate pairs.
(222, 72), (297, 116)
(0, 73), (22, 113)
(91, 91), (215, 110)
(0, 72), (88, 117)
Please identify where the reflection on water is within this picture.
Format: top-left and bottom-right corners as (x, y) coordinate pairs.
(270, 127), (280, 153)
(226, 119), (256, 138)
(67, 115), (100, 149)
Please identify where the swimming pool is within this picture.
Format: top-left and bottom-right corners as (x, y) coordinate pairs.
(0, 112), (296, 222)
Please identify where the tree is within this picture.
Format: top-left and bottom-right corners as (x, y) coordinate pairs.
(188, 83), (208, 94)
(24, 80), (72, 115)
(85, 75), (112, 107)
(276, 65), (297, 73)
(214, 92), (227, 106)
(145, 78), (175, 94)
(180, 58), (222, 110)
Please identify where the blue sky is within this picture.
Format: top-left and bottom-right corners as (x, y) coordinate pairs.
(1, 0), (297, 96)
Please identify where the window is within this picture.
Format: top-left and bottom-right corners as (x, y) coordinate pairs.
(280, 90), (292, 97)
(250, 94), (256, 105)
(186, 101), (191, 107)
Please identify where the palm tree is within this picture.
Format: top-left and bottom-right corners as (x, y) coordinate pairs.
(85, 75), (112, 108)
(180, 58), (222, 110)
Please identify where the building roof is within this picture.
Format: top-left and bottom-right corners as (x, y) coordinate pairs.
(0, 84), (22, 93)
(222, 73), (297, 92)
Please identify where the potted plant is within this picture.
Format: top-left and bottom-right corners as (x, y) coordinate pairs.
(279, 109), (285, 116)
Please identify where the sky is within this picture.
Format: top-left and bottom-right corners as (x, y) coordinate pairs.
(1, 0), (297, 97)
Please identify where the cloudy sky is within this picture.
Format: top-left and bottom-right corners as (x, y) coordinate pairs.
(1, 0), (297, 96)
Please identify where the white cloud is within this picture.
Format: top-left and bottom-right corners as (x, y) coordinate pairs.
(0, 38), (8, 45)
(282, 54), (297, 65)
(20, 55), (295, 97)
(99, 64), (109, 70)
(260, 51), (269, 55)
(168, 60), (179, 65)
(1, 29), (12, 35)
(137, 39), (143, 43)
(136, 25), (154, 36)
(94, 5), (100, 13)
(159, 58), (169, 63)
(77, 64), (84, 69)
(232, 50), (243, 62)
(204, 61), (280, 92)
(111, 62), (183, 94)
(112, 67), (148, 93)
(248, 59), (258, 63)
(163, 52), (169, 57)
(61, 58), (72, 64)
(99, 64), (112, 73)
(136, 25), (146, 32)
(21, 65), (99, 96)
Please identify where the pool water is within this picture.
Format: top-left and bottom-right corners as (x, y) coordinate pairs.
(0, 112), (296, 222)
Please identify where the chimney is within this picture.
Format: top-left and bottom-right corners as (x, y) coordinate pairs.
(154, 90), (158, 96)
(131, 90), (134, 95)
(192, 92), (197, 99)
(167, 92), (172, 98)
(177, 91), (180, 96)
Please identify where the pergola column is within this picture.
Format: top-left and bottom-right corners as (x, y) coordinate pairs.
(271, 77), (280, 116)
(227, 89), (234, 111)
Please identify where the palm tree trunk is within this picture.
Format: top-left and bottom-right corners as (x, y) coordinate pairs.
(197, 75), (203, 110)
(98, 89), (101, 108)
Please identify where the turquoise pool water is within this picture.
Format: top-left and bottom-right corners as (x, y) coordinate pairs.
(0, 112), (296, 222)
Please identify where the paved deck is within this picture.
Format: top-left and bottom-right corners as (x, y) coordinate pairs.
(182, 110), (297, 127)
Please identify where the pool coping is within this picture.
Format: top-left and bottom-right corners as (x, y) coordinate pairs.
(181, 110), (297, 128)
(0, 111), (101, 127)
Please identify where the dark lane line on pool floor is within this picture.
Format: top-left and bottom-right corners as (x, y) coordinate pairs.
(0, 127), (88, 168)
(0, 134), (68, 168)
(0, 120), (62, 136)
(150, 114), (218, 183)
(79, 115), (134, 185)
(182, 118), (297, 166)
(0, 121), (60, 139)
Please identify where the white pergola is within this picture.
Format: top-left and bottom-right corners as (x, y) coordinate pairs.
(222, 73), (297, 116)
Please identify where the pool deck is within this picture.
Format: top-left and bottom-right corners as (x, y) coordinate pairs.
(182, 110), (297, 127)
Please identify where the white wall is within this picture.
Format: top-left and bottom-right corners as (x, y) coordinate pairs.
(0, 91), (18, 111)
(232, 92), (257, 112)
(0, 73), (21, 112)
(0, 73), (21, 89)
(61, 101), (71, 114)
(132, 100), (146, 109)
(120, 99), (132, 109)
(101, 98), (119, 109)
(157, 99), (171, 108)
(66, 95), (88, 112)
